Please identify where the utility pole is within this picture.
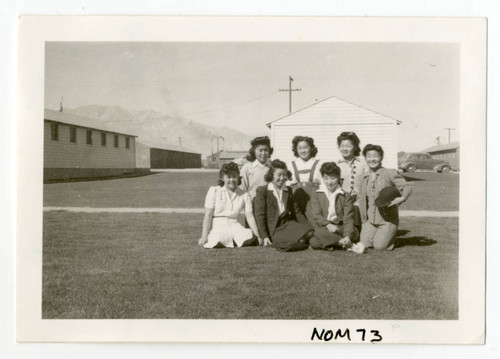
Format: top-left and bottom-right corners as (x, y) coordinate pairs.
(210, 138), (214, 168)
(279, 76), (301, 113)
(59, 96), (63, 112)
(436, 136), (441, 146)
(444, 128), (456, 144)
(210, 136), (225, 168)
(219, 136), (225, 151)
(178, 137), (182, 147)
(216, 137), (220, 169)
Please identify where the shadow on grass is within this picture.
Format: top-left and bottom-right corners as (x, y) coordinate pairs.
(395, 229), (437, 248)
(44, 171), (159, 184)
(395, 236), (437, 248)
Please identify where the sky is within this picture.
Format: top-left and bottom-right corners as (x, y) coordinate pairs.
(45, 42), (460, 152)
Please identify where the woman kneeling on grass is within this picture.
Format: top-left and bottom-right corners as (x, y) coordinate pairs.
(307, 162), (364, 253)
(254, 159), (315, 251)
(198, 162), (261, 249)
(359, 144), (412, 251)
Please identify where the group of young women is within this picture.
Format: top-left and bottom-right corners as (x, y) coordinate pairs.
(198, 132), (412, 253)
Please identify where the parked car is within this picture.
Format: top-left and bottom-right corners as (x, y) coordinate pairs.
(398, 152), (451, 173)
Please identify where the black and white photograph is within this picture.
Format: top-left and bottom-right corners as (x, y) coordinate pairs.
(16, 16), (486, 344)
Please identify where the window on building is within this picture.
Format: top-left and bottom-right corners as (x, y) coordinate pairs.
(50, 124), (58, 141)
(114, 134), (119, 148)
(101, 132), (106, 146)
(69, 127), (76, 143)
(125, 137), (130, 149)
(86, 130), (92, 145)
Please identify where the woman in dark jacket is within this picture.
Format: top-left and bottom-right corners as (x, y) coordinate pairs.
(254, 159), (314, 251)
(306, 162), (360, 251)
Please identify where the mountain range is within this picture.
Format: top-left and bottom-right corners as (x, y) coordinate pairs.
(64, 105), (260, 157)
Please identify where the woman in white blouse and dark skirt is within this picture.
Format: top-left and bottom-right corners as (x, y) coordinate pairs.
(254, 159), (314, 251)
(198, 162), (261, 248)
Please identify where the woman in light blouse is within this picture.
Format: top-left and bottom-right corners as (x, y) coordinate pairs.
(239, 136), (273, 200)
(336, 131), (368, 199)
(199, 162), (261, 248)
(288, 136), (323, 221)
(358, 144), (412, 250)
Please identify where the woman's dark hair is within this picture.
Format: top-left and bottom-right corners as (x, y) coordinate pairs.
(291, 136), (318, 158)
(337, 131), (361, 157)
(246, 136), (274, 162)
(319, 162), (341, 178)
(362, 144), (384, 160)
(264, 159), (288, 182)
(218, 162), (242, 187)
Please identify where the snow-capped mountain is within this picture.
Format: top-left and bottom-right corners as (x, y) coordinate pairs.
(64, 105), (262, 156)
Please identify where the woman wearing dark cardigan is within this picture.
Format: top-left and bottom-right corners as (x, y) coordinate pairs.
(306, 162), (361, 251)
(254, 159), (314, 251)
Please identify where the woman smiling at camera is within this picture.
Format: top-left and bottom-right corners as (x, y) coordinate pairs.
(358, 144), (412, 251)
(307, 162), (363, 253)
(198, 162), (261, 249)
(239, 136), (273, 200)
(287, 136), (323, 220)
(336, 131), (368, 199)
(254, 159), (314, 251)
(288, 136), (322, 189)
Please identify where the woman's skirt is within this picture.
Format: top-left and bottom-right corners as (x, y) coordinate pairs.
(272, 218), (313, 251)
(204, 217), (254, 248)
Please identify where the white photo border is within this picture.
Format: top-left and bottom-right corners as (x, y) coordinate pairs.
(17, 16), (486, 344)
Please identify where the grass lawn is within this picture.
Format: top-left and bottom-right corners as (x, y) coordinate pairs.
(44, 171), (459, 211)
(401, 172), (459, 211)
(43, 212), (458, 320)
(43, 171), (219, 208)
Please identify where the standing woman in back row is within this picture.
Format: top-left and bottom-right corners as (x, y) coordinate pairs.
(288, 136), (322, 217)
(337, 132), (369, 230)
(239, 136), (273, 199)
(336, 132), (368, 199)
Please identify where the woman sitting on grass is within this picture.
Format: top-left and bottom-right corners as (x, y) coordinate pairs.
(307, 162), (363, 253)
(254, 159), (314, 251)
(198, 162), (261, 248)
(358, 144), (412, 251)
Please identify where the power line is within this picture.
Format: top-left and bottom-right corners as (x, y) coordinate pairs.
(79, 91), (281, 123)
(180, 91), (280, 117)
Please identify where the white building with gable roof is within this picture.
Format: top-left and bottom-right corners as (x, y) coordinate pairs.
(267, 96), (401, 169)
